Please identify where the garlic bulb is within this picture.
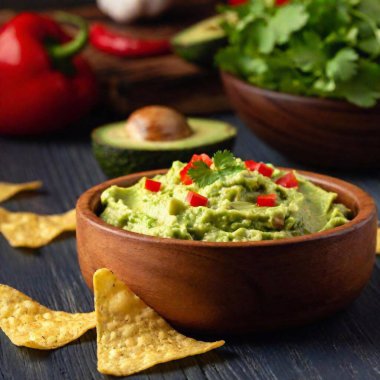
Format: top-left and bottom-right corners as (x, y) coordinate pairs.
(97, 0), (174, 24)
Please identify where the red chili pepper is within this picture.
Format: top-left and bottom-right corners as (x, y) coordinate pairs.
(0, 12), (98, 136)
(245, 160), (274, 177)
(276, 172), (298, 188)
(186, 191), (208, 207)
(145, 178), (161, 192)
(180, 154), (213, 185)
(89, 23), (171, 58)
(257, 194), (277, 207)
(228, 0), (248, 6)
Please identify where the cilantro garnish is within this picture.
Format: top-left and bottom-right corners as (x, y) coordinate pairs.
(216, 0), (380, 108)
(188, 150), (245, 187)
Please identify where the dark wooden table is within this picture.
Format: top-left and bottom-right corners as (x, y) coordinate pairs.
(0, 115), (379, 380)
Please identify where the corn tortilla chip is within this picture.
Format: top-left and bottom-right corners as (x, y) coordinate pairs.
(0, 284), (95, 349)
(0, 181), (42, 203)
(0, 208), (76, 248)
(377, 228), (380, 255)
(94, 268), (224, 376)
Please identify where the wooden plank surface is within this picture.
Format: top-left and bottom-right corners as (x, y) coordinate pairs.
(0, 114), (380, 380)
(0, 2), (230, 116)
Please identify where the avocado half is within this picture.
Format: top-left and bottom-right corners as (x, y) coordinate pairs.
(92, 118), (237, 178)
(171, 15), (227, 67)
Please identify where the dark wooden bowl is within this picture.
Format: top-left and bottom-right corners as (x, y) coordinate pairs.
(76, 169), (377, 334)
(221, 71), (380, 169)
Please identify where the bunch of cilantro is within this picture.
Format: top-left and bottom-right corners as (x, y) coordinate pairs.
(216, 0), (380, 107)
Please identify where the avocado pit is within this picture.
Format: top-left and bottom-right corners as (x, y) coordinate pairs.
(92, 108), (237, 178)
(125, 106), (193, 142)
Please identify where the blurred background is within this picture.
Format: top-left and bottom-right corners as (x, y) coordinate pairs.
(2, 0), (90, 9)
(0, 0), (227, 124)
(1, 0), (379, 169)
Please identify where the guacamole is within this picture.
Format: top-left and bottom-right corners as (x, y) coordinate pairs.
(100, 155), (351, 242)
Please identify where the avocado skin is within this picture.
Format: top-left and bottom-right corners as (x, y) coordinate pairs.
(171, 15), (227, 67)
(93, 138), (235, 178)
(172, 37), (227, 67)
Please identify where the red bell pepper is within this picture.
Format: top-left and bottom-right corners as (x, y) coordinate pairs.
(276, 172), (298, 188)
(145, 178), (161, 192)
(245, 160), (274, 177)
(257, 194), (277, 207)
(180, 154), (212, 185)
(186, 191), (208, 207)
(89, 23), (171, 58)
(0, 12), (97, 136)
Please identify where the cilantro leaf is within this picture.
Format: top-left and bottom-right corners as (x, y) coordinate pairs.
(213, 150), (243, 171)
(188, 161), (219, 188)
(269, 4), (309, 45)
(288, 32), (326, 72)
(334, 60), (380, 107)
(245, 19), (276, 54)
(359, 0), (380, 23)
(216, 0), (380, 108)
(188, 151), (245, 187)
(359, 36), (380, 57)
(326, 48), (359, 81)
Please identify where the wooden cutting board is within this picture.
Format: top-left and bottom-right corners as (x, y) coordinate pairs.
(0, 1), (231, 117)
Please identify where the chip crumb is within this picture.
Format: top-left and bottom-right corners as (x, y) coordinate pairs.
(0, 181), (42, 203)
(0, 284), (95, 349)
(94, 268), (224, 376)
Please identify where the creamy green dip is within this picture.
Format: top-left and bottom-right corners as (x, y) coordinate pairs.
(100, 159), (351, 242)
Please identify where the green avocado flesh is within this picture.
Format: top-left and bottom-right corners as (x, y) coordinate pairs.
(92, 118), (236, 178)
(171, 15), (227, 66)
(100, 159), (351, 242)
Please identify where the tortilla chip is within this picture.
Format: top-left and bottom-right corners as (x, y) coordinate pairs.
(0, 181), (42, 203)
(377, 228), (380, 255)
(0, 284), (95, 349)
(94, 268), (224, 376)
(0, 208), (76, 248)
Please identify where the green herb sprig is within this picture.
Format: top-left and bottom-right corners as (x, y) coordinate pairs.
(216, 0), (380, 107)
(188, 150), (245, 187)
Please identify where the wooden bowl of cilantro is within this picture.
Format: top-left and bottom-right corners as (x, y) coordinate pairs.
(217, 0), (380, 169)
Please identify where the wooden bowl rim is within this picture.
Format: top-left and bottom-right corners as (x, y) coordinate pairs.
(77, 168), (376, 248)
(220, 71), (380, 110)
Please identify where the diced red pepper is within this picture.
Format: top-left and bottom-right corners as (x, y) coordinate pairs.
(275, 0), (290, 6)
(245, 160), (274, 177)
(186, 191), (208, 207)
(145, 178), (161, 192)
(228, 0), (247, 5)
(257, 194), (277, 207)
(180, 162), (193, 185)
(191, 153), (213, 167)
(276, 172), (298, 188)
(245, 160), (259, 171)
(257, 163), (274, 177)
(180, 154), (213, 185)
